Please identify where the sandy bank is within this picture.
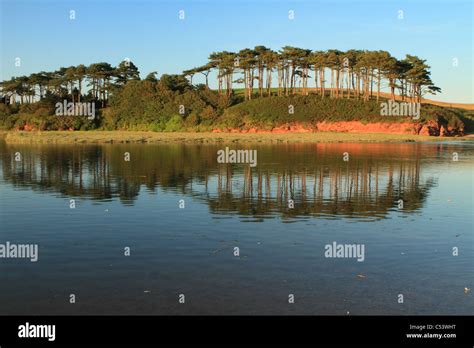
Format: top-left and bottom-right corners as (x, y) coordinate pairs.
(2, 130), (464, 144)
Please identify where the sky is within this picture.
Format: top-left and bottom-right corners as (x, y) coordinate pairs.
(1, 0), (472, 103)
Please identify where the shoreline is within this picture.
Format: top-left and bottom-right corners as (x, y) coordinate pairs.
(2, 130), (471, 144)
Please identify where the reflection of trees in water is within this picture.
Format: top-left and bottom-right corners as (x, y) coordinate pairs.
(0, 144), (215, 204)
(209, 157), (436, 219)
(2, 145), (129, 202)
(0, 143), (436, 218)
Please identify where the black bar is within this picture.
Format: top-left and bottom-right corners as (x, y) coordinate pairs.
(0, 316), (473, 346)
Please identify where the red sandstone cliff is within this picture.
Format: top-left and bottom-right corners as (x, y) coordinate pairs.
(213, 120), (464, 136)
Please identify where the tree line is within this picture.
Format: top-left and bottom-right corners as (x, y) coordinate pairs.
(184, 46), (441, 102)
(0, 61), (142, 106)
(1, 46), (441, 107)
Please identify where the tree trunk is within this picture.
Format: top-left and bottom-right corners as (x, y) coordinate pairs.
(314, 68), (318, 94)
(320, 69), (325, 98)
(78, 79), (82, 102)
(267, 68), (272, 96)
(277, 66), (281, 96)
(376, 70), (381, 102)
(390, 79), (395, 101)
(330, 69), (334, 98)
(346, 68), (351, 99)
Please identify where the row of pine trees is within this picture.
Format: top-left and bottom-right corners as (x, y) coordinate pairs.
(186, 46), (440, 102)
(1, 46), (440, 106)
(0, 61), (141, 106)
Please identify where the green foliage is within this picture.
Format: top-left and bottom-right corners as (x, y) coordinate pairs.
(0, 101), (98, 130)
(104, 78), (225, 131)
(164, 115), (184, 132)
(216, 95), (465, 130)
(220, 95), (380, 127)
(0, 82), (465, 133)
(456, 109), (474, 133)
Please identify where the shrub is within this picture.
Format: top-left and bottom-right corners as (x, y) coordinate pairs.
(164, 115), (184, 132)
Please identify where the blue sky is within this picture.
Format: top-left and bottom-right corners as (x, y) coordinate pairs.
(1, 0), (472, 102)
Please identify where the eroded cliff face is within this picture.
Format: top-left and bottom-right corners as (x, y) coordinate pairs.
(17, 119), (465, 136)
(213, 120), (464, 136)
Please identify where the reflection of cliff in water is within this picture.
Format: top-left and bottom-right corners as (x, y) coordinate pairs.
(0, 142), (439, 220)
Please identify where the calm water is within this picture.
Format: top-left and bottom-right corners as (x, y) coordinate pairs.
(0, 140), (473, 315)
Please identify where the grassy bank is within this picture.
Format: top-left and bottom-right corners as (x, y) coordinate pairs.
(2, 130), (462, 144)
(1, 84), (469, 134)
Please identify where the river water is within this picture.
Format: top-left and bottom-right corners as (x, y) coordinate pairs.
(0, 140), (473, 314)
